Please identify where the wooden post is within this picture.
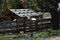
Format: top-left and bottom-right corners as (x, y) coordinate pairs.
(35, 16), (39, 31)
(23, 17), (26, 33)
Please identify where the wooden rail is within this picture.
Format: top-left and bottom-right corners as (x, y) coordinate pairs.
(0, 19), (52, 34)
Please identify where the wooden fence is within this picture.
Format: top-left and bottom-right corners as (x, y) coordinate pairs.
(0, 18), (52, 34)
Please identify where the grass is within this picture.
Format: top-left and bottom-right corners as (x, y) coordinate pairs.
(0, 30), (60, 40)
(0, 34), (43, 40)
(0, 35), (43, 40)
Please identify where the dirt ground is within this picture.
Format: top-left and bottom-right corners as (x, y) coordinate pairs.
(45, 36), (60, 40)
